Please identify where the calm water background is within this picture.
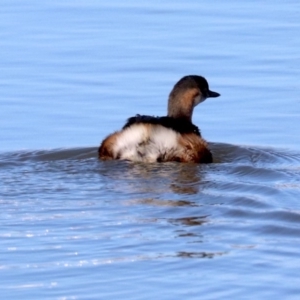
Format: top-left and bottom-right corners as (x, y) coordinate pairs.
(1, 0), (300, 299)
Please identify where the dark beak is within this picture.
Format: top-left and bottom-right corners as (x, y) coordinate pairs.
(207, 90), (220, 98)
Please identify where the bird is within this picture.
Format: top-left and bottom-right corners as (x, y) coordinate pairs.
(98, 75), (220, 163)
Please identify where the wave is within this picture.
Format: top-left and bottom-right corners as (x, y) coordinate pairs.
(1, 143), (300, 166)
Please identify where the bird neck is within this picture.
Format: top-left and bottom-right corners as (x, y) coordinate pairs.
(167, 89), (199, 122)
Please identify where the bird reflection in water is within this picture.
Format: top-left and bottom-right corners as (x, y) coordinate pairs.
(98, 160), (208, 196)
(98, 160), (227, 259)
(177, 251), (225, 259)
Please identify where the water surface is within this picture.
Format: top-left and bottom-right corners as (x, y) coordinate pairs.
(2, 144), (300, 299)
(1, 0), (300, 299)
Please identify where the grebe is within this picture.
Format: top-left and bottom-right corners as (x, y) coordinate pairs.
(98, 75), (220, 163)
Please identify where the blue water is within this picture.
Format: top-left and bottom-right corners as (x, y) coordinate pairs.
(1, 0), (300, 299)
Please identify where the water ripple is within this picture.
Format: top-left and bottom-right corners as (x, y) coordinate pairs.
(1, 143), (300, 298)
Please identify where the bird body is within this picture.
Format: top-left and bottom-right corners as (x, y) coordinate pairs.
(99, 75), (220, 163)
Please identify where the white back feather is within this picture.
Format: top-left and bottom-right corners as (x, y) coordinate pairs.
(113, 124), (179, 162)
